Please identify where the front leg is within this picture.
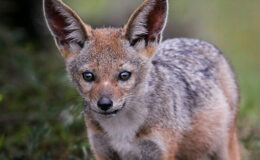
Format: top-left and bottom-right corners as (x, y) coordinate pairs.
(91, 135), (176, 160)
(138, 139), (162, 160)
(123, 138), (176, 160)
(90, 133), (120, 160)
(117, 139), (162, 160)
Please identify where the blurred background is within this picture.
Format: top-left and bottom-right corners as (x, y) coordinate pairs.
(0, 0), (259, 159)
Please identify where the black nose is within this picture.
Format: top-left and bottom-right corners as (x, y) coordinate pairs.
(97, 97), (113, 111)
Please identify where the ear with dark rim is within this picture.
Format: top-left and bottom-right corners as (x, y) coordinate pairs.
(123, 0), (168, 49)
(43, 0), (91, 58)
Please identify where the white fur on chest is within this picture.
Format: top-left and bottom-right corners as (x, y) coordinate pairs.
(99, 108), (147, 155)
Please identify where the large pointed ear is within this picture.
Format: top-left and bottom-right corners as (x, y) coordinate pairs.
(43, 0), (91, 59)
(123, 0), (168, 49)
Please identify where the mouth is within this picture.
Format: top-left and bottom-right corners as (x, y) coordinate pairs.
(98, 109), (120, 115)
(91, 102), (126, 116)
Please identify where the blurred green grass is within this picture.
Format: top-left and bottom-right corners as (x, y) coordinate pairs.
(0, 0), (259, 159)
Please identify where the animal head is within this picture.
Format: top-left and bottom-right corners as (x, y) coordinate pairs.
(43, 0), (168, 116)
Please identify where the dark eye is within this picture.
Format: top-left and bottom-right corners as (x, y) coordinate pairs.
(119, 71), (131, 81)
(82, 72), (95, 82)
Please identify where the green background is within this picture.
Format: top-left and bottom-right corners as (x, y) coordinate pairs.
(0, 0), (259, 159)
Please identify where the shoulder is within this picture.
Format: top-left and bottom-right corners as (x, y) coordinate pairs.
(159, 38), (221, 54)
(154, 38), (223, 65)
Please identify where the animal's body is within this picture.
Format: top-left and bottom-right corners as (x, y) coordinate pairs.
(43, 0), (240, 159)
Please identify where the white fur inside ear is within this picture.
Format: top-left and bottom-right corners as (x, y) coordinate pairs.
(64, 18), (85, 44)
(134, 39), (146, 51)
(69, 42), (82, 54)
(55, 4), (85, 45)
(128, 1), (155, 41)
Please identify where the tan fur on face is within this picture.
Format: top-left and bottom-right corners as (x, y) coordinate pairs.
(88, 81), (124, 101)
(79, 29), (144, 101)
(76, 28), (133, 101)
(90, 29), (125, 57)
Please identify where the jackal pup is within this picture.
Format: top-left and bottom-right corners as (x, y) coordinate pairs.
(43, 0), (240, 159)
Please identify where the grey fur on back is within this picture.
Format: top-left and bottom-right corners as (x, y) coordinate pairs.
(143, 38), (237, 130)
